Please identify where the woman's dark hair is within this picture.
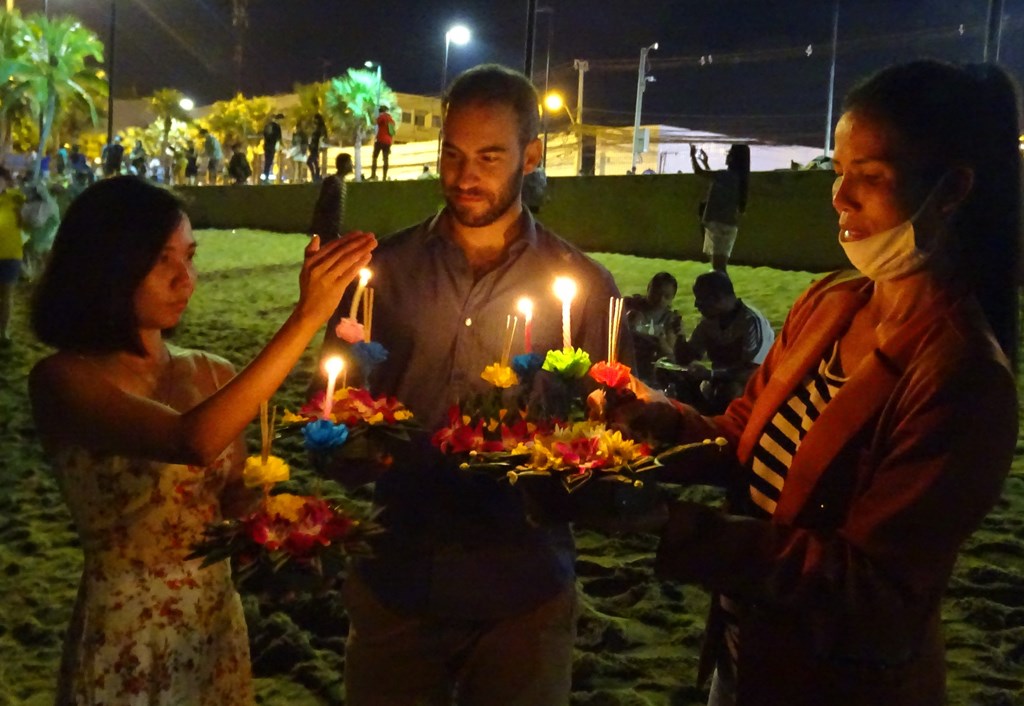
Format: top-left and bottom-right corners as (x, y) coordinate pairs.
(443, 64), (540, 150)
(844, 60), (1022, 365)
(726, 144), (751, 213)
(31, 176), (185, 355)
(649, 271), (678, 294)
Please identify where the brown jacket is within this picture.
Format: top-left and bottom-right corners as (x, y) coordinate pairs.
(655, 271), (1016, 706)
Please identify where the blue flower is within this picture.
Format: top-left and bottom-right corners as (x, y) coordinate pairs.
(351, 341), (389, 372)
(303, 419), (350, 451)
(511, 352), (544, 380)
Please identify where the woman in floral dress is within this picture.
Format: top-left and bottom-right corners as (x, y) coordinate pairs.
(28, 176), (375, 705)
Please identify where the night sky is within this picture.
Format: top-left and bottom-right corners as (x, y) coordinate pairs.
(15, 0), (1024, 147)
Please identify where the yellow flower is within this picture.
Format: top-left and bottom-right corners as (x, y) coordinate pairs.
(394, 409), (414, 421)
(280, 410), (308, 425)
(480, 363), (520, 388)
(508, 442), (532, 456)
(243, 455), (290, 488)
(263, 493), (305, 522)
(366, 412), (385, 425)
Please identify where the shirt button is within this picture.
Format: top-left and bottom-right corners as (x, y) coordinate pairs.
(465, 318), (472, 326)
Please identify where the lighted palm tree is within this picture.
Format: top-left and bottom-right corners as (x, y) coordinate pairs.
(0, 10), (31, 160)
(324, 67), (400, 180)
(18, 13), (105, 179)
(201, 92), (273, 151)
(147, 88), (191, 182)
(288, 80), (326, 134)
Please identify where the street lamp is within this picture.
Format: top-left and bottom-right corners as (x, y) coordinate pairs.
(542, 92), (575, 171)
(179, 97), (194, 112)
(630, 41), (658, 174)
(441, 24), (471, 96)
(438, 24), (471, 167)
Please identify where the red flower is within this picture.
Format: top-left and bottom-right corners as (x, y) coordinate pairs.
(588, 360), (632, 390)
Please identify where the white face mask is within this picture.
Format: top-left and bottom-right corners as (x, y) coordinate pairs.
(833, 174), (942, 282)
(838, 219), (928, 281)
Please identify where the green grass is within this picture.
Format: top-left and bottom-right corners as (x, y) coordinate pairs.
(0, 228), (1020, 705)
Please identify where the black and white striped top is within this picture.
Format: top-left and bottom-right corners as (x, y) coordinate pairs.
(721, 342), (848, 668)
(746, 341), (848, 518)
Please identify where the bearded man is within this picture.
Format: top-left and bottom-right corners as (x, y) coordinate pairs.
(316, 64), (629, 706)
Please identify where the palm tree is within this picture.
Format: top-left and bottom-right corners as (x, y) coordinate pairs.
(324, 67), (400, 181)
(288, 80), (326, 134)
(201, 92), (273, 152)
(0, 10), (31, 161)
(19, 13), (105, 179)
(147, 88), (190, 182)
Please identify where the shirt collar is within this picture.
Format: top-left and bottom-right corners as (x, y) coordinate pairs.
(423, 206), (539, 254)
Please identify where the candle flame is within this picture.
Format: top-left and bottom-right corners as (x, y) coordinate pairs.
(324, 356), (344, 377)
(358, 268), (372, 286)
(516, 297), (534, 319)
(553, 277), (577, 303)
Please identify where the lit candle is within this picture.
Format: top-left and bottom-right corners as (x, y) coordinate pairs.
(363, 287), (375, 342)
(323, 356), (344, 419)
(516, 297), (534, 353)
(552, 277), (577, 350)
(348, 268), (372, 320)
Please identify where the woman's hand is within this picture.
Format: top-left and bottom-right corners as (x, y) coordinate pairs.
(296, 232), (376, 324)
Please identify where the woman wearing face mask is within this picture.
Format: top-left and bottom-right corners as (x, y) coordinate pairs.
(631, 61), (1021, 706)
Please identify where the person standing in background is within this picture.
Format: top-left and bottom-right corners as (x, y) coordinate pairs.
(200, 129), (223, 185)
(691, 143), (750, 272)
(0, 167), (24, 346)
(310, 153), (354, 243)
(370, 105), (396, 181)
(261, 113), (284, 182)
(307, 114), (327, 182)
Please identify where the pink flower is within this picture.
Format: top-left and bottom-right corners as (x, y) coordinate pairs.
(335, 317), (366, 344)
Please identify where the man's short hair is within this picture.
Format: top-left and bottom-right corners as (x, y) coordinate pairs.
(443, 64), (540, 149)
(379, 105), (389, 112)
(693, 270), (735, 299)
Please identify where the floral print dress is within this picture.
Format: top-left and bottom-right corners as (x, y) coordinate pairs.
(51, 350), (254, 705)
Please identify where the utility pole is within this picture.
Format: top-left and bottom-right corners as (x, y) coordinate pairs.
(573, 59), (588, 175)
(984, 0), (1004, 61)
(524, 0), (537, 78)
(824, 0), (839, 156)
(630, 43), (657, 174)
(106, 0), (116, 147)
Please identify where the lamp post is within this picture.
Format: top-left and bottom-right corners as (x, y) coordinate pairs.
(823, 0), (839, 156)
(573, 59), (588, 175)
(535, 6), (554, 167)
(106, 0), (116, 148)
(365, 60), (383, 109)
(438, 24), (470, 167)
(630, 42), (658, 174)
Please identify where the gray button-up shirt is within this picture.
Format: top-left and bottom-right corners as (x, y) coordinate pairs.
(319, 209), (631, 619)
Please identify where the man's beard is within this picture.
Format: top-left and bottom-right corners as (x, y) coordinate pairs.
(444, 166), (525, 228)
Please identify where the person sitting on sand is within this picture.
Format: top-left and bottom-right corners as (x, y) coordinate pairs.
(28, 176), (375, 705)
(633, 60), (1020, 706)
(624, 271), (684, 386)
(670, 270), (773, 414)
